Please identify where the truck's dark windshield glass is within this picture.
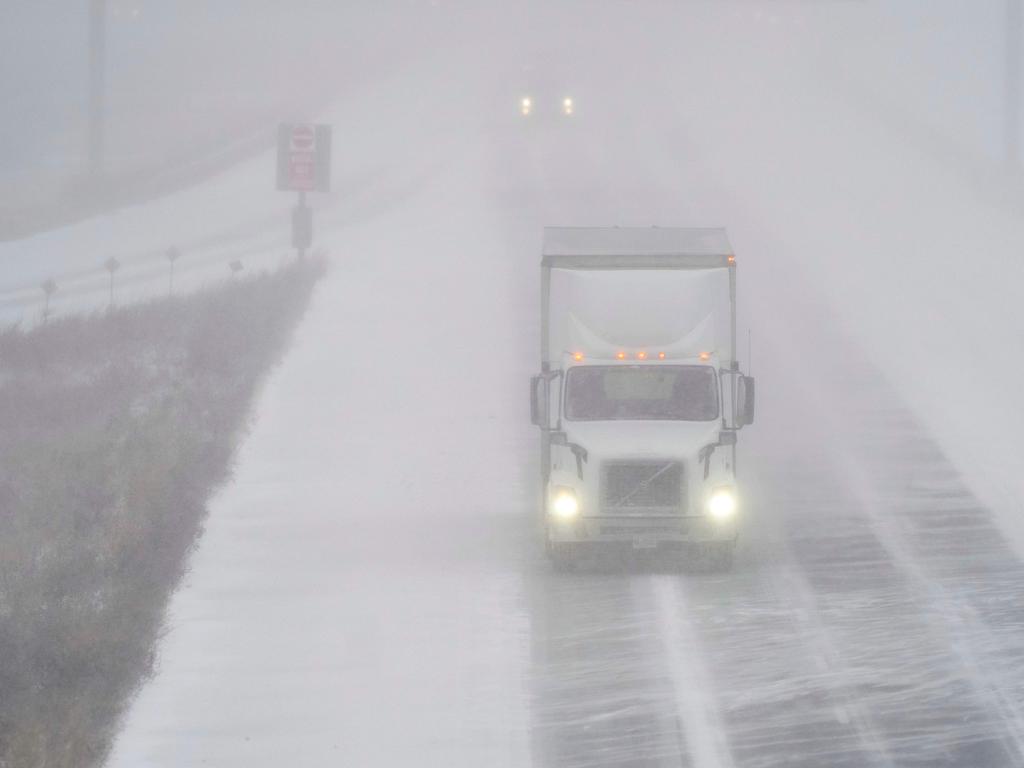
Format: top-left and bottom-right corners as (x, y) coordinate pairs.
(564, 365), (719, 421)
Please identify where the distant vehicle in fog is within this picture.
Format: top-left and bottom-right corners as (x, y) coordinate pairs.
(530, 227), (755, 570)
(518, 94), (575, 117)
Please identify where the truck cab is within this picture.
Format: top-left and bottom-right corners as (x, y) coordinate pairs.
(530, 227), (754, 570)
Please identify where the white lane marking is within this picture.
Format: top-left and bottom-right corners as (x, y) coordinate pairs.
(651, 577), (735, 768)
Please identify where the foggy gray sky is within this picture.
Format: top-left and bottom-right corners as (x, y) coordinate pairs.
(0, 1), (1015, 190)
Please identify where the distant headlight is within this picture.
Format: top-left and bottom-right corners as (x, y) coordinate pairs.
(706, 486), (737, 521)
(550, 487), (580, 520)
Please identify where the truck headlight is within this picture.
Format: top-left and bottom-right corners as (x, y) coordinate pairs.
(706, 486), (737, 521)
(550, 487), (580, 520)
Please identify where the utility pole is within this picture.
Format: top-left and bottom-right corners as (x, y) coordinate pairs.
(166, 246), (180, 294)
(104, 257), (120, 307)
(1008, 0), (1022, 166)
(41, 279), (57, 323)
(89, 0), (107, 179)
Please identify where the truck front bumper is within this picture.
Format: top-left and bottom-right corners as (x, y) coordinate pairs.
(548, 514), (736, 545)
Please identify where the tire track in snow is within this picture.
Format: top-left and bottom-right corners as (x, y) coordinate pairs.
(651, 577), (734, 768)
(821, 357), (1024, 765)
(526, 566), (695, 768)
(759, 303), (1024, 766)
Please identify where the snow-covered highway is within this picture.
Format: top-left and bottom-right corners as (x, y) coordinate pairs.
(92, 3), (1024, 766)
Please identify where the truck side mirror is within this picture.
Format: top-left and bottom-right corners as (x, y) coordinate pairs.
(530, 375), (546, 427)
(736, 375), (756, 427)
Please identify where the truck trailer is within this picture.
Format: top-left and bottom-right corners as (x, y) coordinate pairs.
(530, 227), (755, 570)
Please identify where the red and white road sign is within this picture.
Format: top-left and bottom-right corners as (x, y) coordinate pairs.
(290, 124), (315, 151)
(277, 124), (332, 192)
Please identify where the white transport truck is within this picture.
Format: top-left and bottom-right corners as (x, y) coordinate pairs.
(530, 227), (755, 570)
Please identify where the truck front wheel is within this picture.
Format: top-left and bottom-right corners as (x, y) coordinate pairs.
(547, 541), (577, 573)
(706, 541), (735, 572)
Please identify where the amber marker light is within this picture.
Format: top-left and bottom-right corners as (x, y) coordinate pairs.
(657, 352), (666, 360)
(616, 351), (626, 360)
(572, 351), (584, 361)
(699, 351), (711, 362)
(727, 254), (736, 265)
(636, 351), (647, 360)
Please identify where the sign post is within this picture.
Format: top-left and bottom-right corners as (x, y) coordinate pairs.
(277, 123), (331, 259)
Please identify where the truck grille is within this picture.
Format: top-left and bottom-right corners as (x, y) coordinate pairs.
(601, 460), (685, 515)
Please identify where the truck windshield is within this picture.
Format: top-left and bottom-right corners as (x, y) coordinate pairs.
(564, 365), (719, 421)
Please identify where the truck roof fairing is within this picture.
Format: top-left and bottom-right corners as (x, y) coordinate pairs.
(542, 227), (733, 270)
(540, 226), (738, 369)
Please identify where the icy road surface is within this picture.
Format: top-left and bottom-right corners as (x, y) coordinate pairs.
(100, 4), (1024, 766)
